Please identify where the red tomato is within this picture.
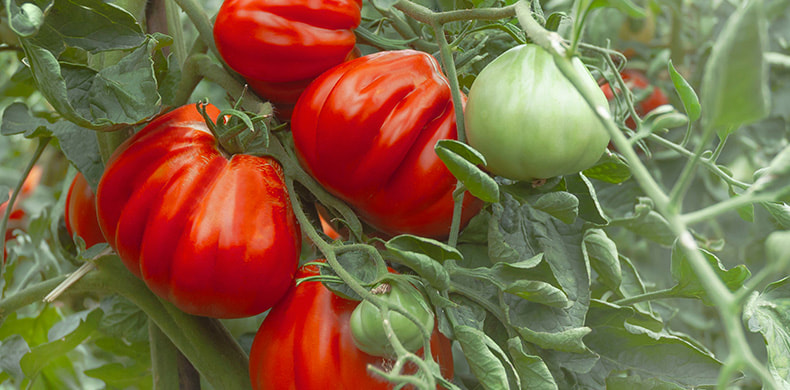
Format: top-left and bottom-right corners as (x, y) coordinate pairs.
(213, 0), (362, 119)
(249, 262), (454, 389)
(291, 50), (483, 239)
(600, 69), (669, 129)
(65, 172), (105, 248)
(95, 104), (301, 318)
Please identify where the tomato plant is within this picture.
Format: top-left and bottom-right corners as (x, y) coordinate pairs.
(465, 44), (611, 181)
(95, 103), (301, 319)
(64, 172), (105, 248)
(1, 0), (789, 389)
(213, 0), (362, 118)
(291, 50), (482, 238)
(350, 280), (435, 357)
(249, 262), (454, 389)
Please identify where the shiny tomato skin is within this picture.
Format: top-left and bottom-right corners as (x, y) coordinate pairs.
(600, 69), (670, 129)
(95, 104), (301, 319)
(464, 44), (611, 181)
(291, 50), (482, 238)
(65, 172), (105, 248)
(213, 0), (362, 118)
(249, 262), (454, 390)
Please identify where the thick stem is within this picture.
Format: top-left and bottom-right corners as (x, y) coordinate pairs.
(171, 0), (216, 57)
(395, 0), (517, 25)
(149, 319), (181, 390)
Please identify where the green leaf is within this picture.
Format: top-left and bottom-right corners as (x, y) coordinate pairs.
(28, 0), (144, 55)
(21, 37), (160, 130)
(435, 139), (499, 203)
(0, 335), (30, 381)
(0, 102), (52, 137)
(586, 301), (721, 387)
(610, 200), (675, 246)
(743, 277), (790, 387)
(320, 251), (379, 301)
(667, 60), (701, 122)
(751, 145), (790, 200)
(20, 308), (103, 378)
(701, 0), (770, 134)
(370, 0), (400, 10)
(545, 12), (566, 32)
(455, 325), (515, 390)
(583, 229), (622, 292)
(52, 121), (104, 189)
(386, 235), (456, 290)
(4, 0), (45, 37)
(564, 173), (609, 224)
(512, 325), (590, 353)
(84, 362), (153, 390)
(760, 202), (790, 229)
(581, 153), (631, 184)
(98, 295), (149, 343)
(605, 372), (686, 389)
(530, 192), (578, 224)
(507, 338), (558, 390)
(669, 243), (751, 304)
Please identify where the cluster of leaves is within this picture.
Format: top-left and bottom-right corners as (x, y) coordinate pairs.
(0, 0), (789, 389)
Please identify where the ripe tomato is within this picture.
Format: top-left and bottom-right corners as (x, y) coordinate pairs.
(213, 0), (362, 118)
(291, 50), (482, 238)
(95, 104), (301, 319)
(464, 44), (611, 181)
(600, 69), (670, 129)
(249, 262), (454, 389)
(65, 172), (105, 248)
(350, 280), (435, 357)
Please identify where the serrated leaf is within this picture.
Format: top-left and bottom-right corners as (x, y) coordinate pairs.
(701, 0), (770, 134)
(670, 243), (751, 304)
(513, 325), (590, 353)
(743, 277), (790, 387)
(320, 251), (379, 301)
(52, 121), (104, 189)
(565, 173), (609, 224)
(531, 192), (578, 224)
(0, 102), (52, 137)
(386, 235), (455, 290)
(20, 308), (102, 378)
(98, 295), (148, 343)
(583, 229), (621, 292)
(586, 301), (721, 387)
(582, 153), (632, 184)
(435, 139), (499, 203)
(29, 0), (144, 55)
(0, 335), (30, 381)
(668, 60), (701, 122)
(507, 338), (558, 390)
(761, 202), (790, 229)
(455, 325), (515, 390)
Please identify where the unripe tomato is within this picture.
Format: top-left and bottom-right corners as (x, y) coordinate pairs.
(213, 0), (362, 118)
(96, 104), (301, 318)
(65, 172), (105, 248)
(249, 261), (454, 389)
(464, 44), (611, 181)
(350, 281), (435, 357)
(292, 50), (483, 238)
(600, 69), (670, 129)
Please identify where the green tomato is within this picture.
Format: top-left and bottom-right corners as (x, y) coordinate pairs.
(349, 281), (434, 357)
(464, 44), (611, 181)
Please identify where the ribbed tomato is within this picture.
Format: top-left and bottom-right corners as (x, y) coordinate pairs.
(213, 0), (362, 118)
(249, 262), (454, 389)
(95, 104), (301, 318)
(291, 50), (482, 238)
(65, 172), (105, 248)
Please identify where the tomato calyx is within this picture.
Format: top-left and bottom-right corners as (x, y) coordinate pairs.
(195, 101), (278, 157)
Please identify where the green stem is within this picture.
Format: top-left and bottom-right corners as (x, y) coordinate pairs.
(96, 128), (134, 164)
(149, 319), (181, 390)
(395, 0), (517, 25)
(93, 256), (252, 389)
(0, 137), (49, 273)
(447, 183), (464, 248)
(177, 54), (270, 114)
(612, 288), (676, 306)
(647, 134), (750, 190)
(165, 0), (187, 68)
(667, 123), (719, 213)
(681, 192), (773, 226)
(171, 0), (217, 57)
